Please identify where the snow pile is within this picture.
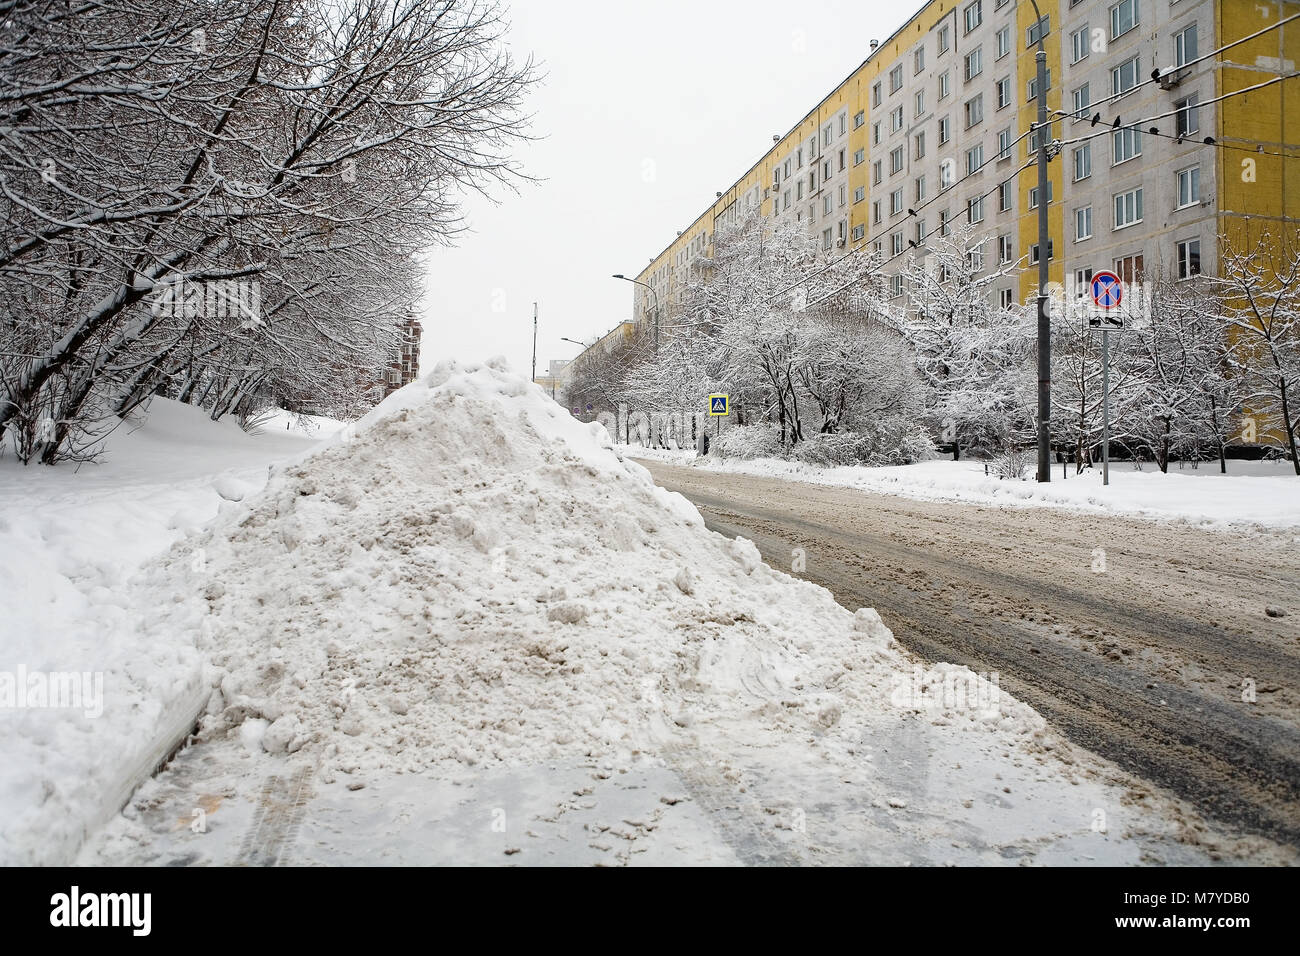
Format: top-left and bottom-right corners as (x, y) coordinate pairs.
(139, 357), (1045, 789)
(0, 399), (330, 865)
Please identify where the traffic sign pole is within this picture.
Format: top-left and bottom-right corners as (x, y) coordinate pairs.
(1102, 329), (1110, 486)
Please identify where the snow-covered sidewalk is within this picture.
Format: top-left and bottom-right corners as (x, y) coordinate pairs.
(0, 402), (340, 865)
(622, 446), (1300, 532)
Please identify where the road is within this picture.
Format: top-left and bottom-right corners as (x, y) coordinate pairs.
(636, 459), (1300, 848)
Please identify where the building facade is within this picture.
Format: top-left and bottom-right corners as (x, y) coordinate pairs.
(379, 313), (422, 397)
(633, 0), (1299, 323)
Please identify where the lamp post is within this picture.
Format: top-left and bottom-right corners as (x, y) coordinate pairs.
(612, 274), (660, 355)
(1029, 0), (1052, 483)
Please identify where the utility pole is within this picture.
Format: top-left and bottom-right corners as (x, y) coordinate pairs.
(1031, 0), (1051, 483)
(531, 302), (538, 384)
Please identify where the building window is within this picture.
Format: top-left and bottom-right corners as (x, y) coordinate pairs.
(916, 219), (926, 243)
(914, 130), (926, 159)
(963, 0), (983, 35)
(823, 227), (834, 251)
(783, 190), (791, 210)
(854, 109), (865, 129)
(938, 70), (950, 100)
(915, 47), (925, 73)
(891, 105), (904, 132)
(965, 94), (983, 128)
(1113, 125), (1141, 164)
(891, 231), (904, 255)
(1111, 0), (1138, 40)
(939, 115), (951, 144)
(1114, 187), (1143, 229)
(873, 82), (882, 107)
(852, 223), (866, 240)
(797, 147), (804, 168)
(823, 159), (831, 180)
(1176, 93), (1200, 135)
(998, 234), (1013, 263)
(967, 195), (984, 223)
(999, 288), (1014, 309)
(965, 47), (983, 82)
(1072, 82), (1091, 119)
(966, 143), (984, 174)
(938, 23), (950, 54)
(1030, 240), (1054, 263)
(839, 148), (846, 171)
(999, 181), (1011, 211)
(854, 185), (866, 203)
(873, 121), (882, 145)
(1070, 25), (1089, 64)
(873, 200), (882, 224)
(891, 146), (905, 174)
(1176, 239), (1201, 278)
(1026, 15), (1049, 47)
(915, 89), (926, 117)
(940, 208), (951, 235)
(824, 194), (833, 215)
(891, 273), (904, 297)
(890, 188), (904, 215)
(997, 126), (1012, 159)
(968, 245), (984, 271)
(996, 76), (1011, 109)
(874, 240), (883, 255)
(1073, 142), (1091, 181)
(1112, 55), (1140, 96)
(1114, 254), (1144, 283)
(1177, 166), (1200, 207)
(1028, 182), (1053, 207)
(873, 160), (882, 184)
(1027, 69), (1050, 101)
(796, 180), (804, 200)
(1175, 23), (1198, 67)
(996, 26), (1010, 59)
(1075, 205), (1093, 240)
(854, 148), (865, 165)
(890, 64), (904, 93)
(915, 174), (926, 201)
(1074, 268), (1095, 298)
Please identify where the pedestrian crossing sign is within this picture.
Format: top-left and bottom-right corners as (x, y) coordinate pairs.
(709, 394), (729, 416)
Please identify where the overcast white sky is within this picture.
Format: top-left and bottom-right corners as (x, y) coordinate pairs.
(421, 0), (910, 379)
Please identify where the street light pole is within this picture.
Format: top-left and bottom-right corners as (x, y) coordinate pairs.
(1030, 0), (1051, 483)
(531, 301), (538, 385)
(612, 274), (660, 355)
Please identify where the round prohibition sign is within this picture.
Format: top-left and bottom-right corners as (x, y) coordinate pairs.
(1090, 270), (1124, 310)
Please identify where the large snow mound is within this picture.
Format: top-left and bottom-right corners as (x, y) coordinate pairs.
(146, 357), (1038, 781)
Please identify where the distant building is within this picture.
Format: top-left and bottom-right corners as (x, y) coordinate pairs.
(533, 358), (571, 400)
(380, 313), (422, 396)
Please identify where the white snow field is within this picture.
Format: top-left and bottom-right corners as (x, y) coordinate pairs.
(0, 400), (337, 865)
(3, 360), (1288, 865)
(623, 445), (1300, 532)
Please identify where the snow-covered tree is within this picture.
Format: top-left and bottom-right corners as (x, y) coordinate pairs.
(899, 222), (1033, 459)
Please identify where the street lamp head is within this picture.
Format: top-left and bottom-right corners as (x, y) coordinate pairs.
(612, 273), (625, 280)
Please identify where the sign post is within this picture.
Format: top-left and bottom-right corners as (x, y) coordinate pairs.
(708, 393), (729, 456)
(1087, 271), (1124, 487)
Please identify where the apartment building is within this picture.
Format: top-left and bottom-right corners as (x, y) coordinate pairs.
(379, 312), (422, 396)
(632, 0), (1299, 324)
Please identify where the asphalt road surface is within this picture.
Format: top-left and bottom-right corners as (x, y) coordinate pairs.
(636, 459), (1300, 848)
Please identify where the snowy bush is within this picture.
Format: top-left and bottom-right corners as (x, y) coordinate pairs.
(717, 424), (784, 460)
(791, 422), (935, 467)
(989, 448), (1033, 480)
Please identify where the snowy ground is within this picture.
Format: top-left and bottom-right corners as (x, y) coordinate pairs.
(3, 365), (1291, 865)
(622, 446), (1300, 532)
(0, 401), (339, 865)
